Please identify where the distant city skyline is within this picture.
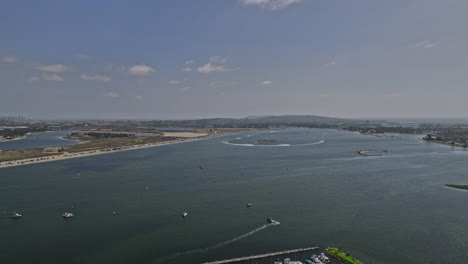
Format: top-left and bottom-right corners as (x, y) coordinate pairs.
(2, 0), (468, 119)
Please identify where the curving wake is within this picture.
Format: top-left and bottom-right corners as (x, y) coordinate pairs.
(221, 140), (324, 147)
(156, 222), (279, 262)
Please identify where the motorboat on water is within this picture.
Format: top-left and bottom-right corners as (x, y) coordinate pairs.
(10, 212), (22, 219)
(62, 212), (74, 218)
(311, 254), (323, 263)
(319, 253), (330, 263)
(246, 203), (252, 207)
(181, 212), (188, 217)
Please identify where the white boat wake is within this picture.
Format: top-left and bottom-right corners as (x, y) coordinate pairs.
(221, 140), (324, 147)
(157, 222), (279, 262)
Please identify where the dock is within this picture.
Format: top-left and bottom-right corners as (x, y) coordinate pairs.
(202, 246), (319, 264)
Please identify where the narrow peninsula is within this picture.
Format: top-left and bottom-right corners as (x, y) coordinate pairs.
(326, 248), (365, 264)
(445, 184), (468, 191)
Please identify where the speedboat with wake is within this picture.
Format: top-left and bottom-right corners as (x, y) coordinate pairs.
(10, 212), (22, 219)
(267, 217), (279, 224)
(62, 212), (74, 218)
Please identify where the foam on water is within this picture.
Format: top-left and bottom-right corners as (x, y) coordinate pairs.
(221, 140), (324, 147)
(157, 222), (279, 262)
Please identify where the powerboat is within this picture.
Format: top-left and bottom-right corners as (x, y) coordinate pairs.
(311, 254), (322, 263)
(181, 212), (188, 217)
(319, 253), (330, 263)
(62, 212), (74, 218)
(10, 212), (22, 219)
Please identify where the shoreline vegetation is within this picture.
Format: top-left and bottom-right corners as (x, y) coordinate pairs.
(418, 134), (468, 149)
(326, 247), (365, 264)
(0, 127), (48, 142)
(0, 129), (252, 169)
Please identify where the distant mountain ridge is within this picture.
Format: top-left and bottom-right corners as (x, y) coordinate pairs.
(244, 115), (355, 124)
(141, 115), (376, 128)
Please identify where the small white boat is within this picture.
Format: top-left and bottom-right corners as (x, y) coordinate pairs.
(62, 212), (74, 218)
(10, 212), (22, 218)
(319, 253), (330, 263)
(181, 212), (188, 217)
(246, 203), (253, 207)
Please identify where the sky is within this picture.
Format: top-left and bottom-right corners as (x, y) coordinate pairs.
(1, 0), (468, 120)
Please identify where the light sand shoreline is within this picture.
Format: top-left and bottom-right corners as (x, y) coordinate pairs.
(0, 132), (226, 169)
(416, 134), (468, 149)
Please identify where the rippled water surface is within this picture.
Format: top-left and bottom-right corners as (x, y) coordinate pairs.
(1, 128), (468, 264)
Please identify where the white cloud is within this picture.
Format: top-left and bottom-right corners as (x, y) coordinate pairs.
(36, 64), (70, 73)
(197, 62), (226, 73)
(168, 80), (180, 84)
(2, 55), (17, 63)
(135, 95), (143, 100)
(28, 73), (65, 82)
(41, 73), (64, 82)
(180, 86), (191, 92)
(104, 91), (119, 98)
(319, 93), (329, 97)
(185, 60), (194, 65)
(181, 67), (193, 72)
(80, 74), (111, 82)
(128, 64), (156, 76)
(260, 80), (273, 86)
(197, 56), (229, 73)
(239, 0), (302, 10)
(323, 61), (336, 67)
(409, 40), (439, 49)
(77, 54), (91, 60)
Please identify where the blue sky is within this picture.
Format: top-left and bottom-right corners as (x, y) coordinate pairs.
(1, 0), (468, 119)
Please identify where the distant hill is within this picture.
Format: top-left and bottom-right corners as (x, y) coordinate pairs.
(245, 115), (355, 124)
(142, 115), (373, 128)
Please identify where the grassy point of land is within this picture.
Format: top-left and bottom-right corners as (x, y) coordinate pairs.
(325, 248), (365, 264)
(445, 184), (468, 191)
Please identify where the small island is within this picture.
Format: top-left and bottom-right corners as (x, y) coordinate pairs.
(256, 139), (276, 144)
(445, 184), (468, 191)
(326, 247), (365, 264)
(353, 150), (388, 156)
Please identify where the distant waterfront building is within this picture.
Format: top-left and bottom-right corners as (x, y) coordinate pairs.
(0, 116), (26, 122)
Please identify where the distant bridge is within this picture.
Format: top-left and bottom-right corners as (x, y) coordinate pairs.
(202, 246), (319, 264)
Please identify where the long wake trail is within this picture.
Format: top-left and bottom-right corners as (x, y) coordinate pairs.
(155, 222), (279, 263)
(221, 140), (324, 147)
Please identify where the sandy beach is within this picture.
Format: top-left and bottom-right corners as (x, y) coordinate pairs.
(0, 132), (222, 169)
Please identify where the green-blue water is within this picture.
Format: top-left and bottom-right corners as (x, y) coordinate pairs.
(1, 128), (468, 264)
